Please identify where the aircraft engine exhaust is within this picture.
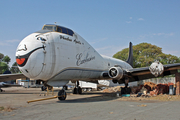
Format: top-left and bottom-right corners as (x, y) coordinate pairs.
(108, 67), (124, 80)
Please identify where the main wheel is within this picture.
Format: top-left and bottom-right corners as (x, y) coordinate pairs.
(73, 87), (77, 94)
(121, 87), (131, 94)
(78, 87), (82, 94)
(58, 90), (67, 100)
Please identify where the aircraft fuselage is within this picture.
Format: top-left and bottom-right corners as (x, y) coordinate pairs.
(16, 24), (132, 87)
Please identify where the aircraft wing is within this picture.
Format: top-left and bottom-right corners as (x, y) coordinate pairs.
(0, 83), (22, 88)
(0, 73), (26, 82)
(127, 63), (180, 82)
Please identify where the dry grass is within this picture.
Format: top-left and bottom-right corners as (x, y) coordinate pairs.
(0, 105), (17, 112)
(137, 104), (147, 107)
(118, 94), (180, 102)
(0, 106), (4, 111)
(149, 94), (180, 101)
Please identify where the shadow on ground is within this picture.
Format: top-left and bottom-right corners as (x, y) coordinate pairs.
(57, 92), (119, 103)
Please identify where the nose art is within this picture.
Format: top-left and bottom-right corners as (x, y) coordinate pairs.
(16, 58), (26, 66)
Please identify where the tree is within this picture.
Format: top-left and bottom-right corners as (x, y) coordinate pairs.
(10, 62), (20, 73)
(0, 53), (4, 62)
(113, 42), (180, 68)
(2, 55), (11, 64)
(0, 62), (9, 74)
(0, 54), (10, 73)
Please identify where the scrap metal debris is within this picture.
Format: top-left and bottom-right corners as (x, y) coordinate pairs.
(101, 81), (177, 101)
(131, 82), (174, 96)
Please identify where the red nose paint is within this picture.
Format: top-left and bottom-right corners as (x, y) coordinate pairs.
(16, 58), (25, 65)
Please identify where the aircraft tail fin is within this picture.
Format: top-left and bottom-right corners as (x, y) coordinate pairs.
(126, 42), (133, 67)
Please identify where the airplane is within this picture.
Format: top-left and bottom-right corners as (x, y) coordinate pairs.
(1, 24), (180, 100)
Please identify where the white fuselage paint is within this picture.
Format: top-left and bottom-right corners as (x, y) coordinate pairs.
(16, 30), (132, 87)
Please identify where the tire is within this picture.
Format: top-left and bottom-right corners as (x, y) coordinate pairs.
(126, 87), (131, 94)
(41, 86), (47, 91)
(121, 87), (131, 94)
(78, 87), (82, 94)
(58, 90), (67, 100)
(73, 87), (77, 94)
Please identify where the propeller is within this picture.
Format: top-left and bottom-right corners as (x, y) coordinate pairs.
(110, 68), (117, 77)
(108, 67), (124, 80)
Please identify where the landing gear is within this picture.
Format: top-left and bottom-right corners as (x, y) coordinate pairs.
(121, 86), (131, 94)
(78, 87), (82, 94)
(48, 86), (53, 91)
(41, 84), (53, 91)
(63, 85), (68, 90)
(73, 87), (77, 94)
(73, 81), (82, 94)
(73, 86), (82, 94)
(58, 89), (67, 100)
(0, 88), (3, 92)
(121, 78), (131, 94)
(41, 86), (47, 91)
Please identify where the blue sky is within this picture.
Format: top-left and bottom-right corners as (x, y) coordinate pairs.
(0, 0), (180, 66)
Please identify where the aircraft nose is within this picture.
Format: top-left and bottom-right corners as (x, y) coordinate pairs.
(25, 48), (44, 78)
(16, 33), (45, 79)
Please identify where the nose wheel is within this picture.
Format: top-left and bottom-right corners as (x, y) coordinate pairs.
(58, 89), (67, 100)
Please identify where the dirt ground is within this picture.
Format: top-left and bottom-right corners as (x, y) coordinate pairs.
(1, 87), (180, 120)
(1, 87), (180, 112)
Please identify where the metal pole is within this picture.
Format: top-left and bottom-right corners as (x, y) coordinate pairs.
(27, 95), (65, 103)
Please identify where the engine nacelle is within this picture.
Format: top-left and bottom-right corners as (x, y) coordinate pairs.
(149, 61), (164, 77)
(108, 67), (124, 80)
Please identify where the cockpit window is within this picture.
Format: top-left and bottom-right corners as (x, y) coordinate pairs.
(42, 24), (74, 36)
(57, 27), (62, 32)
(67, 29), (74, 36)
(61, 27), (68, 34)
(57, 26), (74, 36)
(43, 26), (54, 30)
